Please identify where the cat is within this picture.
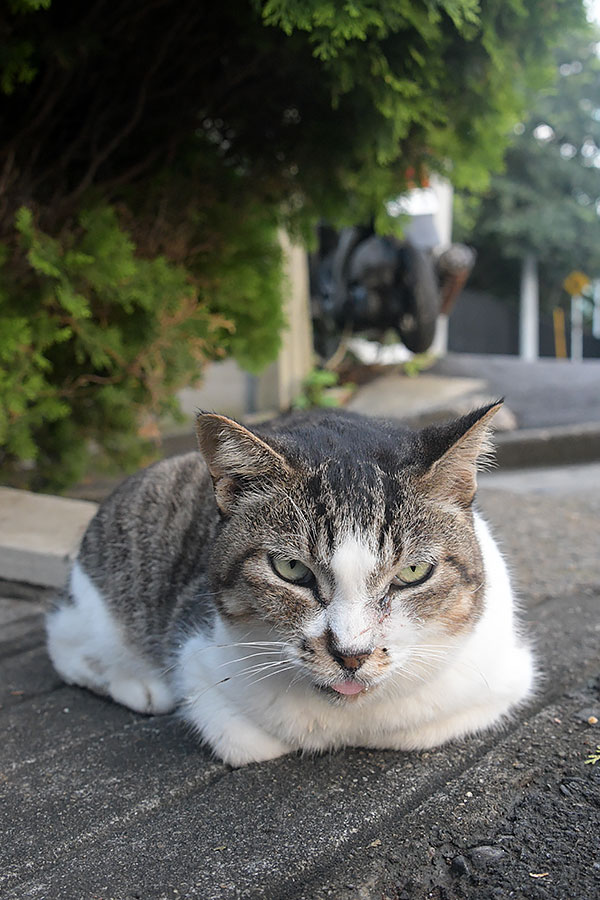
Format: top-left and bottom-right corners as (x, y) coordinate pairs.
(46, 402), (535, 767)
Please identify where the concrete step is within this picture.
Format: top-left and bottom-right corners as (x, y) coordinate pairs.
(0, 487), (97, 588)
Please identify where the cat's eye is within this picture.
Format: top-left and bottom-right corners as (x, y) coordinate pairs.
(270, 556), (315, 586)
(393, 562), (434, 587)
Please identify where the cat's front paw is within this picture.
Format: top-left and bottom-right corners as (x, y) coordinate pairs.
(185, 708), (291, 766)
(211, 721), (292, 766)
(109, 676), (176, 715)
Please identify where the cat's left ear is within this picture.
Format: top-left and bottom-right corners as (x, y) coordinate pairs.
(418, 400), (502, 508)
(196, 412), (291, 514)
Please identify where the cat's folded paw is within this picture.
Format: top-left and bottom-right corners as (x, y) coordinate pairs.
(202, 719), (291, 767)
(108, 676), (176, 715)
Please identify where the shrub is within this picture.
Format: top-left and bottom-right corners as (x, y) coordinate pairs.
(0, 202), (283, 490)
(0, 0), (585, 489)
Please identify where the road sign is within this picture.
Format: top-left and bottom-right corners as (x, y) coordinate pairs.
(563, 270), (590, 297)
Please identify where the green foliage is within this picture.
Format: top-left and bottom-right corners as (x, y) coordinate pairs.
(0, 0), (586, 488)
(261, 1), (479, 60)
(0, 203), (283, 490)
(191, 194), (285, 373)
(1, 0), (585, 230)
(402, 352), (435, 378)
(293, 369), (351, 409)
(455, 26), (600, 310)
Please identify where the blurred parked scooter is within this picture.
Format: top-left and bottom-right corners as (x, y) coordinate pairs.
(310, 187), (475, 361)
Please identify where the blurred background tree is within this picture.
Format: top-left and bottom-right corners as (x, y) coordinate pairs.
(455, 23), (600, 313)
(0, 0), (587, 489)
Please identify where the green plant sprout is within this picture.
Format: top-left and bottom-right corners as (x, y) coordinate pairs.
(293, 369), (355, 410)
(584, 745), (600, 765)
(402, 352), (435, 378)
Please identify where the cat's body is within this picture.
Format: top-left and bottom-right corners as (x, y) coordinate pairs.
(47, 407), (535, 766)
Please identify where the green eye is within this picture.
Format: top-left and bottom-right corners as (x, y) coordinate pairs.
(394, 562), (434, 586)
(270, 556), (314, 586)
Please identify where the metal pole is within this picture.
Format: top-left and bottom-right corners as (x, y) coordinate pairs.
(553, 307), (567, 359)
(593, 280), (600, 340)
(570, 295), (584, 362)
(245, 373), (259, 414)
(519, 254), (539, 361)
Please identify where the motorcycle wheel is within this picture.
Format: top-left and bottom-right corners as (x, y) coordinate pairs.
(396, 243), (440, 354)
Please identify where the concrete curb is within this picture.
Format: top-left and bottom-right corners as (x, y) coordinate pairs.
(0, 487), (97, 589)
(494, 421), (600, 469)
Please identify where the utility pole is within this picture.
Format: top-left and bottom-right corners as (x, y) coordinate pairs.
(519, 254), (539, 361)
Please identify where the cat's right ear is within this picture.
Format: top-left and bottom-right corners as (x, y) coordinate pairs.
(196, 413), (290, 514)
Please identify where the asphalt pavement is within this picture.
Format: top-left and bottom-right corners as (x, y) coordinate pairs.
(430, 354), (600, 429)
(2, 462), (599, 900)
(345, 353), (600, 472)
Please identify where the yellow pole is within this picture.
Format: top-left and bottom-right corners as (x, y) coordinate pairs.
(553, 307), (567, 359)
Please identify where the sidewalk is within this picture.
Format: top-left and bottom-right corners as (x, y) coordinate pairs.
(347, 353), (600, 469)
(429, 353), (600, 429)
(2, 354), (600, 899)
(2, 463), (600, 899)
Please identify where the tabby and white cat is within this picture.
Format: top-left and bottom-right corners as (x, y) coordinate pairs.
(46, 403), (534, 766)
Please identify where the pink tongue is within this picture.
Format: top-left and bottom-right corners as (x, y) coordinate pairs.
(331, 680), (365, 696)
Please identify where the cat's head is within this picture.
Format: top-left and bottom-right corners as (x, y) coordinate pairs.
(196, 404), (500, 700)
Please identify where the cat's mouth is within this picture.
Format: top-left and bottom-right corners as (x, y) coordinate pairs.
(317, 678), (370, 700)
(330, 679), (365, 696)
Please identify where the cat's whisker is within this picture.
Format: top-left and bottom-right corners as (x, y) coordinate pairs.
(406, 650), (446, 665)
(180, 676), (233, 706)
(411, 643), (455, 650)
(407, 652), (448, 667)
(212, 640), (291, 649)
(447, 657), (490, 689)
(388, 664), (428, 686)
(217, 650), (285, 668)
(159, 660), (179, 676)
(215, 656), (295, 681)
(287, 669), (311, 692)
(245, 664), (298, 689)
(405, 646), (490, 688)
(389, 661), (430, 682)
(236, 660), (291, 678)
(180, 660), (295, 706)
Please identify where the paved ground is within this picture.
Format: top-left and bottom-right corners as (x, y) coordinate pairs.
(346, 352), (600, 432)
(429, 354), (600, 429)
(2, 464), (599, 900)
(344, 353), (600, 472)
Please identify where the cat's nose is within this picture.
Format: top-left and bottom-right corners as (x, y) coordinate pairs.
(325, 629), (373, 671)
(330, 646), (373, 671)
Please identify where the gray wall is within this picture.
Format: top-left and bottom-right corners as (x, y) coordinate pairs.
(448, 289), (600, 358)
